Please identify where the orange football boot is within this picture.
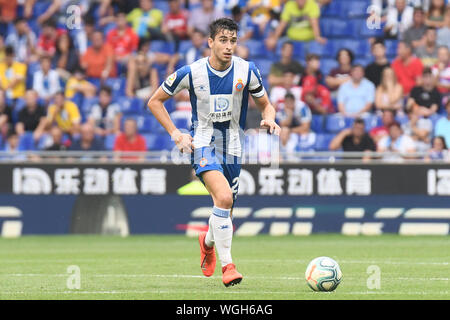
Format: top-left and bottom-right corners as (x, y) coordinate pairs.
(198, 232), (216, 277)
(222, 263), (243, 287)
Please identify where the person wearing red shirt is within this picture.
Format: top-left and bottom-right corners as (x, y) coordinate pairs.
(391, 41), (424, 95)
(162, 0), (189, 50)
(36, 20), (66, 58)
(114, 118), (147, 161)
(106, 12), (139, 65)
(81, 31), (116, 79)
(369, 109), (396, 145)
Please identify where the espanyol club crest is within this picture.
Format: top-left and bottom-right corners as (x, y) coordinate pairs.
(199, 157), (208, 167)
(235, 79), (244, 92)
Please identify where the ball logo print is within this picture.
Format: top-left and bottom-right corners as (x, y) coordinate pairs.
(214, 97), (230, 112)
(305, 257), (342, 292)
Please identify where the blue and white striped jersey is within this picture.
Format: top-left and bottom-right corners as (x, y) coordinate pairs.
(162, 56), (266, 157)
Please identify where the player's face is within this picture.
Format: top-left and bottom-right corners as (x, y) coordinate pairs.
(209, 29), (237, 64)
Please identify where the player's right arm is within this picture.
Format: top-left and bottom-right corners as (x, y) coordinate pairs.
(147, 67), (193, 153)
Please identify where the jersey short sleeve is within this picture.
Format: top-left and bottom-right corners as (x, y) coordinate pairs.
(161, 65), (191, 96)
(248, 61), (265, 98)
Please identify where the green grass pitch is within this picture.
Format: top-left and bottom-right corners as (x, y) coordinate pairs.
(0, 235), (448, 300)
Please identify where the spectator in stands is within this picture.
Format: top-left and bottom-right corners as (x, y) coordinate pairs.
(88, 86), (122, 137)
(245, 97), (263, 130)
(375, 67), (404, 112)
(337, 65), (376, 117)
(325, 48), (353, 93)
(16, 90), (47, 140)
(431, 46), (450, 96)
(127, 0), (164, 40)
(402, 106), (432, 152)
(0, 0), (17, 30)
(162, 0), (190, 49)
(266, 0), (325, 50)
(36, 20), (61, 58)
(426, 136), (448, 160)
(187, 0), (224, 36)
(384, 0), (414, 39)
(370, 108), (396, 144)
(0, 90), (12, 130)
(270, 72), (302, 111)
(378, 121), (417, 157)
(401, 7), (427, 49)
(365, 39), (391, 88)
(0, 46), (27, 99)
(46, 91), (81, 136)
(44, 126), (68, 151)
(231, 5), (254, 43)
(65, 66), (97, 99)
(434, 100), (450, 147)
(392, 41), (424, 95)
(425, 0), (446, 28)
(52, 33), (80, 80)
(415, 27), (439, 67)
(99, 0), (140, 16)
(301, 53), (333, 114)
(81, 31), (116, 80)
(106, 12), (139, 67)
(268, 41), (304, 87)
(32, 56), (61, 103)
(126, 41), (161, 99)
(114, 118), (147, 161)
(278, 92), (315, 152)
(70, 122), (105, 151)
(247, 0), (282, 37)
(329, 118), (377, 154)
(436, 7), (450, 48)
(407, 67), (441, 117)
(5, 17), (37, 64)
(4, 130), (25, 159)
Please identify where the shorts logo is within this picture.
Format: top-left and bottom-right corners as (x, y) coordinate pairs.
(199, 157), (208, 167)
(166, 72), (177, 86)
(235, 79), (244, 92)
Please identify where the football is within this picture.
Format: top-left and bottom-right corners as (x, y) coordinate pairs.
(305, 257), (343, 292)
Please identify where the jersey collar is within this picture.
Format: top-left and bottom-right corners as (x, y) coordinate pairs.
(206, 57), (234, 77)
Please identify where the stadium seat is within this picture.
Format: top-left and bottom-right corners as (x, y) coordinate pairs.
(33, 1), (52, 18)
(320, 59), (338, 76)
(343, 0), (370, 18)
(321, 18), (354, 38)
(12, 99), (26, 124)
(325, 115), (353, 133)
(144, 133), (174, 151)
(332, 39), (370, 58)
(314, 133), (334, 151)
(276, 41), (305, 60)
(310, 115), (325, 133)
(105, 78), (126, 99)
(150, 40), (175, 55)
(18, 132), (36, 151)
(104, 134), (117, 150)
(81, 97), (99, 116)
(247, 40), (271, 59)
(153, 0), (170, 13)
(357, 19), (385, 38)
(385, 39), (399, 59)
(307, 40), (334, 58)
(117, 96), (144, 115)
(253, 59), (272, 78)
(173, 117), (190, 131)
(178, 40), (193, 54)
(364, 114), (382, 131)
(321, 1), (342, 17)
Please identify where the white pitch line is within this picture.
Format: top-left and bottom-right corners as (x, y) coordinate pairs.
(2, 273), (449, 281)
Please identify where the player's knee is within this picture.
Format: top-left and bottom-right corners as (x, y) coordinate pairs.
(215, 192), (234, 209)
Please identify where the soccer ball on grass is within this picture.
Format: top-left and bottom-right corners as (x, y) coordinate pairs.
(305, 257), (342, 292)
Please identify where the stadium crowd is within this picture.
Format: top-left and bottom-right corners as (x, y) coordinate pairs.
(0, 0), (449, 161)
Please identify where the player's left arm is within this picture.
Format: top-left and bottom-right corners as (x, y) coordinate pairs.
(254, 93), (281, 136)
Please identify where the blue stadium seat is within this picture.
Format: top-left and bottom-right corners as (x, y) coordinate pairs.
(385, 39), (399, 59)
(153, 0), (170, 13)
(105, 78), (126, 99)
(178, 40), (193, 53)
(332, 39), (370, 58)
(321, 1), (342, 17)
(12, 98), (26, 124)
(104, 134), (117, 150)
(364, 114), (382, 131)
(342, 0), (370, 18)
(310, 115), (325, 133)
(18, 132), (36, 151)
(321, 18), (354, 38)
(325, 115), (353, 133)
(150, 40), (175, 55)
(117, 96), (144, 115)
(276, 41), (305, 60)
(247, 40), (271, 59)
(86, 78), (101, 90)
(33, 1), (52, 18)
(81, 97), (99, 116)
(253, 59), (272, 77)
(357, 19), (385, 38)
(144, 133), (174, 151)
(320, 58), (338, 76)
(173, 117), (190, 131)
(307, 40), (334, 58)
(314, 133), (334, 151)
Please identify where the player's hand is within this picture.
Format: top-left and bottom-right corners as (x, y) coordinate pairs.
(171, 130), (194, 153)
(260, 119), (281, 135)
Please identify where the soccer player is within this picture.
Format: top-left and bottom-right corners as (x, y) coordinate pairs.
(147, 18), (280, 287)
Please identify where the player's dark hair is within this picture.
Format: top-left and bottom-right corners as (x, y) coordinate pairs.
(209, 18), (239, 40)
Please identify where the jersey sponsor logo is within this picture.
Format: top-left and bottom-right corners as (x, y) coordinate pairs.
(166, 72), (177, 86)
(199, 157), (208, 167)
(235, 79), (244, 92)
(210, 94), (233, 122)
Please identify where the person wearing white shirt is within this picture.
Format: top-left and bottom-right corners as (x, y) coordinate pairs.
(32, 56), (61, 103)
(384, 0), (414, 38)
(378, 121), (417, 160)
